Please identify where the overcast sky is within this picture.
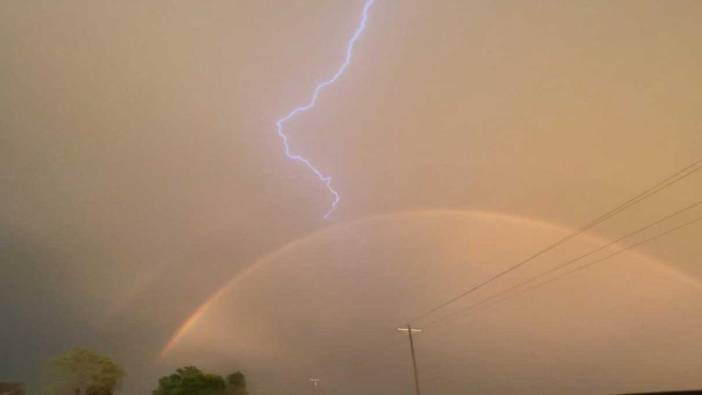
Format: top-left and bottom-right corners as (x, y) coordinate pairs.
(2, 1), (702, 394)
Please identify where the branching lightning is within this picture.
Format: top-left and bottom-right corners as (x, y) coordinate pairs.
(275, 0), (375, 219)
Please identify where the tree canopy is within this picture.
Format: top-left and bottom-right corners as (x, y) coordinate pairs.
(153, 366), (248, 395)
(225, 372), (247, 395)
(46, 348), (125, 395)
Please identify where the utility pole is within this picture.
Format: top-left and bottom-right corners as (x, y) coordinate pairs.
(309, 378), (320, 393)
(397, 325), (423, 395)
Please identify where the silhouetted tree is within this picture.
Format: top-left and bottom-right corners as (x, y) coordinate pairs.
(45, 348), (125, 395)
(225, 372), (247, 395)
(153, 366), (248, 395)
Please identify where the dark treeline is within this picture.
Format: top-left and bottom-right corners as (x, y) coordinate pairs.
(44, 348), (248, 395)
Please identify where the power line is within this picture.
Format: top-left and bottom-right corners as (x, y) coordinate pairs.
(456, 214), (702, 319)
(425, 198), (702, 327)
(407, 159), (702, 325)
(410, 160), (701, 324)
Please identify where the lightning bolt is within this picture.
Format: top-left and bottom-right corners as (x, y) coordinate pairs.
(275, 0), (375, 219)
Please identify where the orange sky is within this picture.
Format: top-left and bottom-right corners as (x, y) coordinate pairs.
(2, 1), (701, 393)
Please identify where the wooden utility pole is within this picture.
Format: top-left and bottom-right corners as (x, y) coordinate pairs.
(397, 325), (423, 395)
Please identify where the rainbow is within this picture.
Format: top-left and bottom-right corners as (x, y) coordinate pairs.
(159, 209), (700, 358)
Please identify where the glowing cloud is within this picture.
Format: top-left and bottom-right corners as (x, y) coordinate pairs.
(274, 0), (376, 219)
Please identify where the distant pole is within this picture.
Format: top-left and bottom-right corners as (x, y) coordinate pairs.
(309, 378), (320, 393)
(397, 325), (423, 395)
